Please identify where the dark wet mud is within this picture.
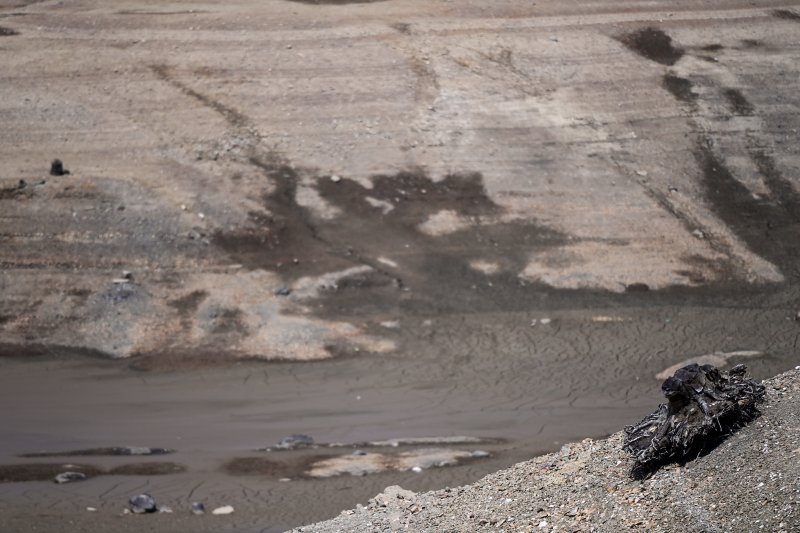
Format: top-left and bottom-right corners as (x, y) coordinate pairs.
(618, 27), (684, 65)
(0, 462), (184, 482)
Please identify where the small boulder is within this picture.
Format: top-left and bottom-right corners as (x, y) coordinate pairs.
(191, 502), (205, 515)
(54, 472), (87, 484)
(128, 494), (157, 514)
(212, 505), (234, 515)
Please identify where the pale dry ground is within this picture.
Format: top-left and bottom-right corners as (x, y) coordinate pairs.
(1, 1), (800, 532)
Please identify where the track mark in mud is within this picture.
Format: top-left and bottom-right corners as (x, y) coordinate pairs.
(0, 26), (19, 36)
(618, 27), (684, 65)
(662, 73), (696, 105)
(723, 88), (754, 116)
(150, 64), (250, 129)
(773, 9), (800, 21)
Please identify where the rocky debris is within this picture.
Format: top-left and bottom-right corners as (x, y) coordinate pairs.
(49, 159), (67, 176)
(191, 502), (206, 515)
(624, 363), (765, 479)
(294, 369), (799, 533)
(53, 471), (87, 484)
(212, 505), (235, 515)
(128, 494), (157, 514)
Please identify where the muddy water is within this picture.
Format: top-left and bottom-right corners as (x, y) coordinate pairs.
(1, 295), (797, 531)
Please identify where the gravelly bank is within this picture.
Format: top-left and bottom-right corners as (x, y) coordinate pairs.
(296, 368), (800, 532)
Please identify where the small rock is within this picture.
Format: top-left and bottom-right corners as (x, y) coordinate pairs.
(471, 450), (490, 458)
(274, 287), (292, 297)
(191, 502), (205, 515)
(330, 174), (342, 183)
(212, 505), (235, 515)
(538, 520), (549, 528)
(86, 507), (97, 512)
(129, 494), (157, 514)
(539, 318), (552, 325)
(411, 466), (423, 473)
(50, 159), (68, 176)
(353, 449), (367, 456)
(275, 434), (314, 450)
(159, 506), (173, 514)
(54, 472), (87, 484)
(636, 170), (648, 177)
(692, 229), (706, 239)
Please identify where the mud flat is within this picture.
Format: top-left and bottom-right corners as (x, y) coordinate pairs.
(1, 0), (800, 531)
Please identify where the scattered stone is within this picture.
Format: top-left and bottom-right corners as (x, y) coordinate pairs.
(624, 363), (765, 479)
(191, 502), (205, 515)
(212, 505), (235, 515)
(539, 318), (552, 325)
(636, 170), (648, 176)
(471, 450), (490, 458)
(49, 159), (68, 176)
(86, 507), (97, 512)
(128, 494), (157, 514)
(159, 506), (173, 514)
(54, 471), (87, 484)
(330, 174), (342, 183)
(692, 229), (706, 239)
(411, 466), (423, 473)
(274, 287), (292, 297)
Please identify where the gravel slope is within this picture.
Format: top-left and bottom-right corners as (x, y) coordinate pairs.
(296, 368), (800, 532)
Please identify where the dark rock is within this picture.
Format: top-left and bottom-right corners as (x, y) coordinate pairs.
(274, 287), (292, 296)
(128, 493), (157, 514)
(275, 434), (314, 450)
(49, 159), (68, 176)
(191, 501), (205, 515)
(53, 471), (87, 484)
(623, 363), (765, 479)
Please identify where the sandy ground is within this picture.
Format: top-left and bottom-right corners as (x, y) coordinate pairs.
(1, 0), (800, 531)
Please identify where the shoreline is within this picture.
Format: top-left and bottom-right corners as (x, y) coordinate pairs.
(296, 368), (800, 532)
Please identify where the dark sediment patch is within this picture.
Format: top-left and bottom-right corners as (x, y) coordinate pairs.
(618, 27), (684, 65)
(224, 456), (322, 478)
(308, 170), (569, 318)
(700, 44), (724, 52)
(285, 0), (388, 4)
(0, 343), (111, 360)
(390, 22), (412, 34)
(168, 290), (208, 316)
(694, 143), (800, 273)
(749, 149), (800, 223)
(0, 463), (103, 482)
(21, 447), (174, 458)
(0, 26), (19, 36)
(723, 88), (754, 116)
(108, 462), (186, 475)
(662, 73), (696, 104)
(773, 9), (800, 21)
(740, 39), (764, 49)
(212, 158), (356, 279)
